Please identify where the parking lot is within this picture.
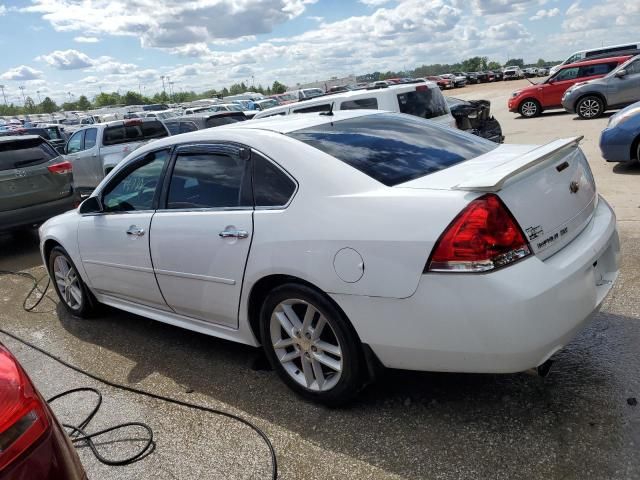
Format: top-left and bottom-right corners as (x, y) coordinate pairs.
(1, 78), (640, 480)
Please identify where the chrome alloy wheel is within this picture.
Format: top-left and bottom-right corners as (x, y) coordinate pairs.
(521, 101), (538, 117)
(53, 255), (83, 310)
(578, 98), (601, 118)
(270, 299), (342, 392)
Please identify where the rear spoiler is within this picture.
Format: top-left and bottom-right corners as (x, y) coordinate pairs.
(453, 136), (584, 192)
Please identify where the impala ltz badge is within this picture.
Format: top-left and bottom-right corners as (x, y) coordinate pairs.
(569, 181), (580, 194)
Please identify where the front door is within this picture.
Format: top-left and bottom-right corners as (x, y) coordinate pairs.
(150, 144), (253, 328)
(78, 149), (170, 309)
(541, 67), (579, 107)
(609, 58), (640, 106)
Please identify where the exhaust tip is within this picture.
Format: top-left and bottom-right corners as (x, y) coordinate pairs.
(524, 359), (554, 378)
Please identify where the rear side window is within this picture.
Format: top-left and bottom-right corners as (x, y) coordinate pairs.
(167, 153), (249, 209)
(165, 121), (180, 135)
(179, 122), (198, 134)
(293, 104), (331, 114)
(578, 63), (618, 77)
(204, 116), (245, 128)
(287, 113), (497, 187)
(103, 121), (168, 146)
(0, 138), (58, 171)
(252, 153), (296, 207)
(397, 88), (449, 119)
(340, 98), (378, 110)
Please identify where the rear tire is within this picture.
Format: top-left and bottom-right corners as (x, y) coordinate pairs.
(576, 96), (604, 119)
(519, 99), (541, 118)
(259, 283), (365, 406)
(48, 246), (98, 318)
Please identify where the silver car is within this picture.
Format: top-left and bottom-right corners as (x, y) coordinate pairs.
(562, 55), (640, 119)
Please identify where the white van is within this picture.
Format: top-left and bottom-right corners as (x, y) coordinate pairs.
(253, 82), (456, 128)
(550, 41), (640, 75)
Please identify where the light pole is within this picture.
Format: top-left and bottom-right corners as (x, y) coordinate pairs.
(19, 86), (26, 105)
(36, 90), (42, 103)
(169, 81), (175, 101)
(160, 75), (166, 97)
(0, 85), (6, 106)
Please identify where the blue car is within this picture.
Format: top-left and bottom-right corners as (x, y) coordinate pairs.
(599, 101), (640, 162)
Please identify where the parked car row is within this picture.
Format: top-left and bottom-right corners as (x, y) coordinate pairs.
(509, 54), (640, 120)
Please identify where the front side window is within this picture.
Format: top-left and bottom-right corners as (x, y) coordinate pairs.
(102, 121), (168, 146)
(566, 53), (582, 64)
(553, 67), (579, 81)
(165, 121), (180, 135)
(66, 131), (84, 153)
(625, 59), (640, 75)
(102, 150), (169, 212)
(340, 98), (379, 110)
(167, 152), (249, 209)
(397, 87), (449, 119)
(179, 122), (199, 134)
(84, 128), (97, 149)
(252, 153), (296, 207)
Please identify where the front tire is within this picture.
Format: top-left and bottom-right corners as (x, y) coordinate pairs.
(576, 96), (604, 119)
(48, 246), (97, 318)
(519, 99), (541, 118)
(259, 283), (364, 405)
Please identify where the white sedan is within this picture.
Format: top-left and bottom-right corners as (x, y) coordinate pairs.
(39, 110), (619, 405)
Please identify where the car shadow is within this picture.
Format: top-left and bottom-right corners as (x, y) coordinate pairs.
(55, 300), (636, 479)
(613, 162), (640, 175)
(0, 229), (43, 271)
(572, 111), (617, 121)
(513, 110), (570, 119)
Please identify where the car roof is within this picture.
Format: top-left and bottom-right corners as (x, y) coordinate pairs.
(170, 112), (245, 121)
(563, 55), (632, 68)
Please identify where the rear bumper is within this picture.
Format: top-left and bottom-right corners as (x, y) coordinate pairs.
(599, 125), (633, 162)
(0, 193), (77, 231)
(332, 196), (619, 373)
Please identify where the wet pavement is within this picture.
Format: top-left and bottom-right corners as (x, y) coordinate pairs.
(1, 82), (640, 479)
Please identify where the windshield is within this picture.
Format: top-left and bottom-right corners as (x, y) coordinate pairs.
(287, 113), (497, 187)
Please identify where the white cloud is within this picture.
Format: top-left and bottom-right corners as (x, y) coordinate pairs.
(0, 4), (6, 16)
(529, 7), (559, 20)
(566, 1), (582, 15)
(0, 65), (44, 81)
(562, 0), (640, 32)
(36, 49), (94, 70)
(359, 0), (392, 5)
(74, 36), (99, 43)
(24, 0), (316, 49)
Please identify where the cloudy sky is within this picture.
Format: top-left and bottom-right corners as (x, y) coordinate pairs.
(0, 0), (637, 104)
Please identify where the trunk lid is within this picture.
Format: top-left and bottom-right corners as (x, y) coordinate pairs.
(399, 137), (596, 260)
(0, 137), (72, 212)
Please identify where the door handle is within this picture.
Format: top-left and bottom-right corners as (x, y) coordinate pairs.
(126, 225), (145, 236)
(219, 230), (249, 239)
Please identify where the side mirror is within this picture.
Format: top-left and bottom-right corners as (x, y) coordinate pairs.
(55, 145), (66, 155)
(79, 196), (102, 214)
(615, 69), (627, 78)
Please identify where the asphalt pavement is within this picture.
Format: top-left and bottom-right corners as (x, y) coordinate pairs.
(1, 80), (639, 479)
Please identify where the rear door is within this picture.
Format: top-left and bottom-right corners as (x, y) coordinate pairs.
(0, 137), (72, 212)
(149, 143), (253, 328)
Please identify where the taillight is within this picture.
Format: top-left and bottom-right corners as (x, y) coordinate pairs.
(47, 160), (72, 175)
(0, 346), (50, 471)
(426, 194), (531, 273)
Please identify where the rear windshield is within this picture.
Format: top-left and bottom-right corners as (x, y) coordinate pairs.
(0, 137), (58, 171)
(287, 113), (497, 186)
(205, 115), (245, 129)
(397, 88), (449, 119)
(103, 121), (168, 146)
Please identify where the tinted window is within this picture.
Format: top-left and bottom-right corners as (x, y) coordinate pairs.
(554, 67), (579, 81)
(287, 113), (497, 187)
(66, 131), (84, 153)
(340, 98), (379, 110)
(102, 121), (168, 146)
(0, 138), (57, 171)
(253, 153), (296, 207)
(179, 122), (199, 134)
(578, 63), (618, 77)
(102, 150), (169, 212)
(167, 153), (248, 209)
(397, 88), (449, 119)
(204, 116), (245, 128)
(293, 104), (331, 114)
(585, 45), (636, 57)
(84, 128), (97, 149)
(45, 127), (62, 140)
(625, 59), (640, 75)
(165, 121), (180, 135)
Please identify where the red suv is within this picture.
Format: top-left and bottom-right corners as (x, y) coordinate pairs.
(508, 56), (631, 117)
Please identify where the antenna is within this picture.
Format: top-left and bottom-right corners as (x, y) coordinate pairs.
(320, 102), (334, 116)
